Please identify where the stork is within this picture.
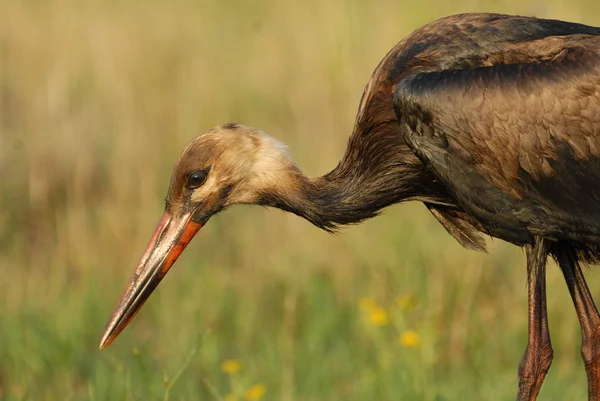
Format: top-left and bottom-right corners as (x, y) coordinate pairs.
(100, 13), (600, 400)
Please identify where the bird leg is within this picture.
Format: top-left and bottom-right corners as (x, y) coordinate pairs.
(517, 237), (553, 401)
(556, 246), (600, 401)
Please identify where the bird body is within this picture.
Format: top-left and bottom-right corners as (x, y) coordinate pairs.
(359, 13), (600, 250)
(100, 12), (600, 400)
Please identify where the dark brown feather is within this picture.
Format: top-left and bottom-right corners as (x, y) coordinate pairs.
(394, 39), (600, 241)
(427, 205), (488, 252)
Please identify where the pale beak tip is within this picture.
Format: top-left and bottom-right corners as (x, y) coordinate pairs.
(98, 329), (114, 350)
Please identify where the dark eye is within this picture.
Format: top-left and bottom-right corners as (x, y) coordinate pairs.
(188, 170), (208, 188)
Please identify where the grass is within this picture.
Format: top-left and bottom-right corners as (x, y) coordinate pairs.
(1, 0), (599, 399)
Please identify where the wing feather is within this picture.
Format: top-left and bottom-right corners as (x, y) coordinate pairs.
(427, 206), (488, 252)
(394, 35), (600, 243)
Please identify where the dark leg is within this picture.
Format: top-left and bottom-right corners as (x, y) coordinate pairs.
(517, 237), (553, 401)
(556, 245), (600, 400)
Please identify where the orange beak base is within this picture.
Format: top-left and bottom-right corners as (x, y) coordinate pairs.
(98, 210), (202, 349)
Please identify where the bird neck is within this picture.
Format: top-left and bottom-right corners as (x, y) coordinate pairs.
(260, 144), (447, 232)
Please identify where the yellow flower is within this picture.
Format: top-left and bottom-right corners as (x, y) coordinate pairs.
(400, 330), (420, 347)
(397, 295), (417, 310)
(368, 306), (390, 326)
(358, 297), (377, 311)
(225, 394), (238, 401)
(244, 383), (267, 400)
(221, 359), (242, 374)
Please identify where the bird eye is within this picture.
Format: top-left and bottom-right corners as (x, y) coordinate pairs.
(188, 170), (208, 188)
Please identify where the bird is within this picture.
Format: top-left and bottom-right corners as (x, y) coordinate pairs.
(99, 12), (600, 401)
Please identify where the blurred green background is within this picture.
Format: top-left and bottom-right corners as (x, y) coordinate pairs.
(2, 0), (600, 400)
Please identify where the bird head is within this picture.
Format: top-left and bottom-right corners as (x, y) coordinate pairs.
(99, 123), (299, 349)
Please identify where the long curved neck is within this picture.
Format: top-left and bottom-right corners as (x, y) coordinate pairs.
(302, 167), (438, 232)
(259, 128), (451, 232)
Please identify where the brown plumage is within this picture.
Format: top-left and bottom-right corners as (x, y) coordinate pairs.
(100, 12), (600, 400)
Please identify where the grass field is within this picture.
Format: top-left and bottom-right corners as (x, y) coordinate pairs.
(2, 1), (600, 400)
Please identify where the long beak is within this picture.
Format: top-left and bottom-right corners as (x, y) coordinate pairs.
(98, 210), (202, 349)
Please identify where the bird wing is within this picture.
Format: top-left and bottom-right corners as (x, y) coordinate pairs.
(394, 35), (600, 244)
